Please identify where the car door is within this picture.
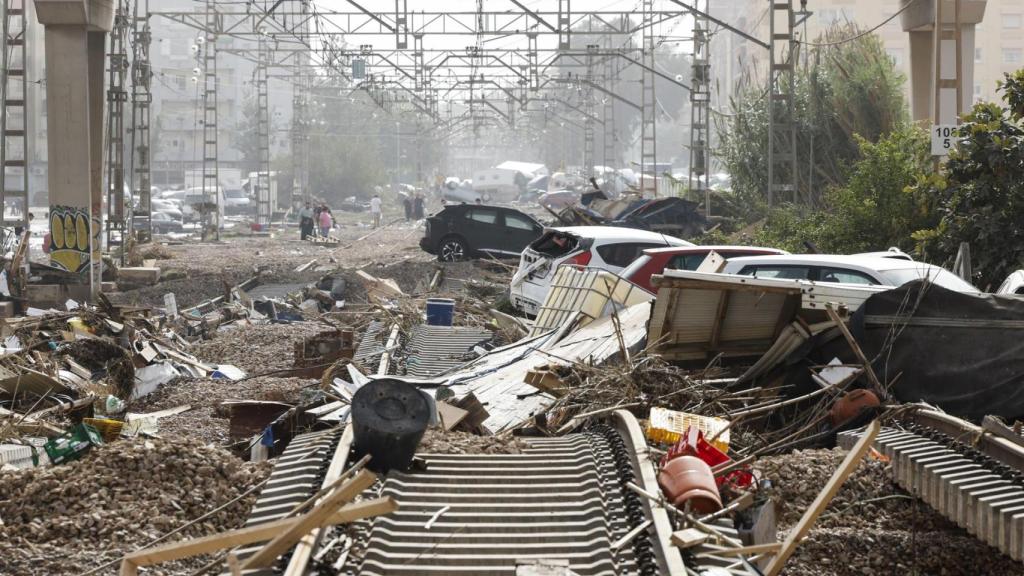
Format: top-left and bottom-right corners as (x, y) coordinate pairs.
(498, 210), (544, 256)
(460, 207), (500, 253)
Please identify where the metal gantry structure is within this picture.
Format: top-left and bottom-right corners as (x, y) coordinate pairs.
(767, 0), (797, 205)
(254, 33), (271, 230)
(0, 0), (29, 230)
(200, 0), (220, 240)
(639, 0), (658, 195)
(105, 0), (131, 256)
(129, 0), (152, 243)
(688, 0), (710, 213)
(6, 0), (823, 255)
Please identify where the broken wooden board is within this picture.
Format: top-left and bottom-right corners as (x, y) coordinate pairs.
(355, 270), (404, 300)
(437, 401), (470, 431)
(524, 368), (569, 397)
(118, 267), (162, 286)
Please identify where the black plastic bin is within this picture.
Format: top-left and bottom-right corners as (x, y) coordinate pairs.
(351, 378), (431, 473)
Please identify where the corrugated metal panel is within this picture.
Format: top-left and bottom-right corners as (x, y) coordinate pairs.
(354, 321), (387, 373)
(444, 302), (652, 433)
(404, 325), (494, 378)
(530, 266), (652, 337)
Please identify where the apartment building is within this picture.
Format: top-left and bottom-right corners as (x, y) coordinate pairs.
(709, 0), (1017, 111)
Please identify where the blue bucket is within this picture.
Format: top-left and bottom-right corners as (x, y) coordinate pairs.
(425, 298), (455, 326)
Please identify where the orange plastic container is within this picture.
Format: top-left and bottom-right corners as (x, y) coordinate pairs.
(657, 455), (722, 514)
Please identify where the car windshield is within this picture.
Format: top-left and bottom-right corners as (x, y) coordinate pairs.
(880, 267), (978, 292)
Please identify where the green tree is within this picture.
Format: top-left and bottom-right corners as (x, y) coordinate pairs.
(912, 70), (1024, 289)
(718, 24), (908, 212)
(753, 126), (934, 253)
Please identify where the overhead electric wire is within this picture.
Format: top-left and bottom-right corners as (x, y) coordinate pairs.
(795, 0), (923, 47)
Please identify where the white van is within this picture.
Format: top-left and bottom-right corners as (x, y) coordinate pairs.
(181, 186), (226, 227)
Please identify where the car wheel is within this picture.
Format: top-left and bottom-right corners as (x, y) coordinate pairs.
(438, 237), (468, 262)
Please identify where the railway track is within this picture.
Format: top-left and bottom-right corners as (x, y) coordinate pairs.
(838, 408), (1024, 562)
(240, 412), (766, 575)
(343, 410), (684, 575)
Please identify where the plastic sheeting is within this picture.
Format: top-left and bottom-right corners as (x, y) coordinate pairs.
(851, 280), (1024, 421)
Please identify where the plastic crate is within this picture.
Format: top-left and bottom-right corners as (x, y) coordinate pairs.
(645, 407), (730, 453)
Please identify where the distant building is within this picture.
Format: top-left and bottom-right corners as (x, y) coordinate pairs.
(19, 0), (296, 199)
(709, 0), (1016, 111)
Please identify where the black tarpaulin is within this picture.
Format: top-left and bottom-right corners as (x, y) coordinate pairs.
(851, 280), (1024, 421)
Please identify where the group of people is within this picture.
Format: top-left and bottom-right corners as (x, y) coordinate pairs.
(401, 193), (425, 223)
(299, 203), (335, 240)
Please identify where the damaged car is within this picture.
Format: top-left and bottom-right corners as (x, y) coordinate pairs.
(722, 254), (979, 292)
(623, 245), (788, 293)
(510, 226), (692, 316)
(420, 204), (544, 262)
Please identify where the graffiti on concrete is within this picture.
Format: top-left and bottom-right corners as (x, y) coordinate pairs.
(48, 205), (98, 274)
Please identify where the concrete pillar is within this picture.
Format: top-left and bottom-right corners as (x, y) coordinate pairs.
(902, 0), (987, 123)
(33, 0), (112, 296)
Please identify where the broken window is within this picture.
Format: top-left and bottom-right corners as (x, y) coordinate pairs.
(597, 243), (664, 268)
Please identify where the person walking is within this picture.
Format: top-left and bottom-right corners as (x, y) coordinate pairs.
(402, 194), (413, 221)
(319, 206), (333, 238)
(298, 202), (314, 240)
(413, 193), (425, 220)
(312, 205), (323, 237)
(370, 193), (382, 228)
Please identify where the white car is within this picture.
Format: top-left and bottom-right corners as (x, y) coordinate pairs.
(510, 226), (693, 315)
(223, 188), (252, 214)
(997, 270), (1024, 295)
(150, 199), (183, 222)
(721, 254), (978, 293)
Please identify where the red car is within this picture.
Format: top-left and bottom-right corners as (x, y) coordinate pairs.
(622, 245), (788, 293)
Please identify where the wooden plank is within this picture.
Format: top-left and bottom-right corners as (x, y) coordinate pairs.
(670, 527), (709, 549)
(694, 542), (782, 558)
(240, 469), (377, 569)
(120, 497), (395, 571)
(764, 420), (880, 576)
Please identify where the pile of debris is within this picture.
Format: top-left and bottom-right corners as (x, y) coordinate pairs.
(0, 437), (268, 575)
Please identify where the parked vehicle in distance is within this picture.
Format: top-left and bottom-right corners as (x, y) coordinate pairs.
(150, 199), (183, 222)
(421, 204), (544, 262)
(223, 188), (252, 214)
(180, 187), (226, 225)
(135, 211), (184, 235)
(510, 226), (693, 316)
(623, 245), (788, 293)
(721, 254), (978, 292)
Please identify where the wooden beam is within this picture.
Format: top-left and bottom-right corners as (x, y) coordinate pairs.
(240, 469), (377, 569)
(119, 497), (395, 573)
(695, 542), (782, 558)
(764, 420), (880, 576)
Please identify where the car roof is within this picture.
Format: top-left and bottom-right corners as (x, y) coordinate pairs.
(641, 245), (787, 256)
(551, 226), (691, 243)
(722, 254), (939, 272)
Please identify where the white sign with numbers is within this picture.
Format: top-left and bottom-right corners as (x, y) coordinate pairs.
(931, 124), (957, 156)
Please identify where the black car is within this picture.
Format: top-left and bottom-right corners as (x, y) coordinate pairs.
(134, 211), (184, 235)
(420, 204), (544, 261)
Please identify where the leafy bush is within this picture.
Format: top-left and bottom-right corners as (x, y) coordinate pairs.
(913, 70), (1024, 289)
(718, 24), (908, 213)
(753, 126), (935, 254)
